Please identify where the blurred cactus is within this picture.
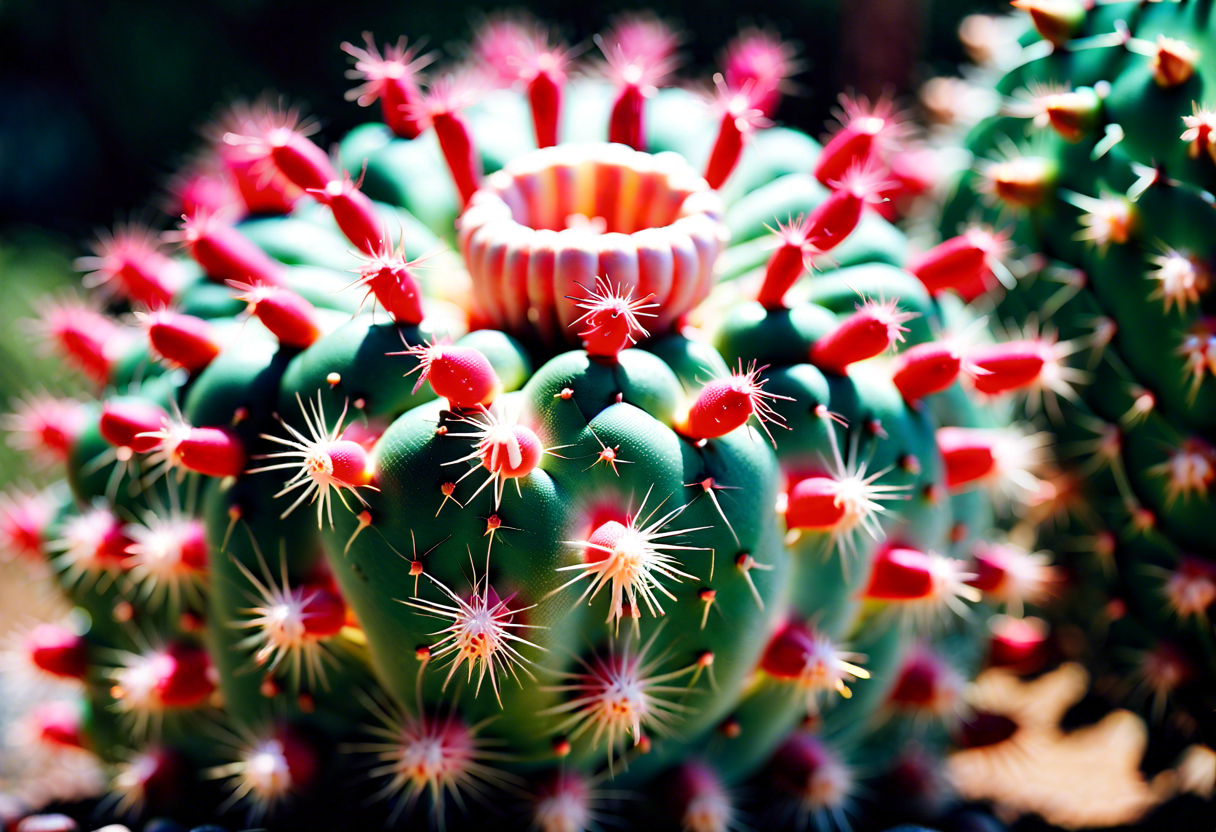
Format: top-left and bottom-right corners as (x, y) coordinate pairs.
(934, 0), (1216, 811)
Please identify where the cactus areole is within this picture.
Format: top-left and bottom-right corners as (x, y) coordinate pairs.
(2, 12), (1043, 831)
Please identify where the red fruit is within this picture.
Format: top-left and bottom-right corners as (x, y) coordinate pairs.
(402, 343), (501, 409)
(230, 283), (320, 348)
(175, 426), (247, 478)
(891, 342), (962, 402)
(302, 585), (347, 638)
(31, 702), (86, 750)
(809, 300), (915, 375)
(865, 546), (935, 600)
(167, 212), (285, 287)
(341, 33), (433, 140)
(968, 340), (1047, 395)
(936, 427), (997, 488)
(154, 642), (216, 708)
(908, 227), (1011, 295)
(26, 624), (88, 680)
(143, 310), (222, 372)
(679, 362), (789, 444)
(100, 400), (170, 454)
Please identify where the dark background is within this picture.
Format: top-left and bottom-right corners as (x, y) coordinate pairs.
(0, 0), (1003, 238)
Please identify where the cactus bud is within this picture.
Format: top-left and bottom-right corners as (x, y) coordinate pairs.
(810, 299), (915, 375)
(99, 399), (170, 454)
(25, 624), (88, 680)
(141, 309), (223, 372)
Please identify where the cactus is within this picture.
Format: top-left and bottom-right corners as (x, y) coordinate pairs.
(934, 0), (1216, 798)
(3, 14), (1039, 831)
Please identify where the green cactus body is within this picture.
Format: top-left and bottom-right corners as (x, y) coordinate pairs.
(1, 15), (1045, 831)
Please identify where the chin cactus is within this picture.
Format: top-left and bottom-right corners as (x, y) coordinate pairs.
(935, 0), (1216, 793)
(4, 13), (1042, 831)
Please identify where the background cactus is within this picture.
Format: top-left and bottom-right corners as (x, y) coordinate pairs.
(935, 0), (1216, 811)
(0, 14), (1049, 831)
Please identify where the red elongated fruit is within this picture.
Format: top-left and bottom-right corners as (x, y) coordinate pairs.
(865, 546), (935, 600)
(936, 427), (996, 488)
(341, 33), (432, 140)
(75, 225), (182, 308)
(175, 426), (247, 478)
(814, 96), (902, 186)
(678, 362), (789, 444)
(264, 130), (336, 192)
(433, 110), (482, 207)
(756, 216), (814, 309)
(891, 342), (962, 402)
(704, 81), (765, 191)
(143, 309), (222, 372)
(100, 399), (170, 454)
(806, 188), (862, 251)
(400, 343), (501, 409)
(968, 340), (1046, 395)
(609, 82), (647, 150)
(785, 477), (844, 529)
(231, 283), (321, 348)
(909, 227), (1010, 294)
(721, 28), (798, 118)
(528, 65), (563, 150)
(31, 702), (86, 750)
(4, 395), (87, 464)
(26, 624), (88, 680)
(314, 179), (383, 255)
(40, 302), (122, 385)
(168, 213), (285, 287)
(302, 585), (347, 638)
(810, 300), (914, 375)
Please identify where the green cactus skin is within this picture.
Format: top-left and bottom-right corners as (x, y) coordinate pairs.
(939, 0), (1216, 785)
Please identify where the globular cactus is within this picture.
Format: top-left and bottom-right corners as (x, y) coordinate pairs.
(935, 0), (1216, 801)
(3, 14), (1040, 831)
